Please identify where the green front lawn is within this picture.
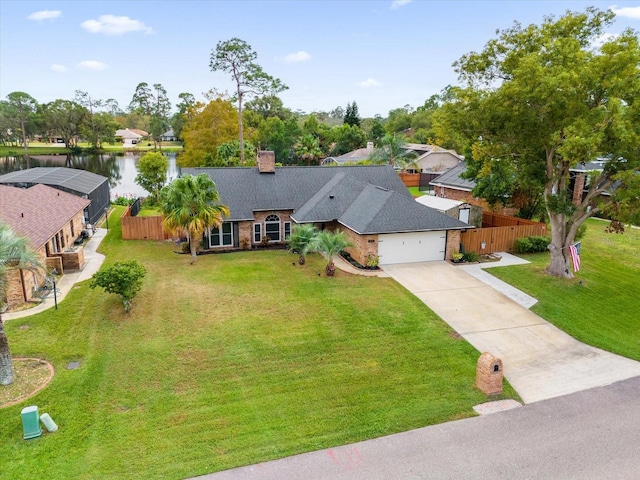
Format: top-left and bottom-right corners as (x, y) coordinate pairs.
(490, 219), (640, 361)
(0, 208), (515, 479)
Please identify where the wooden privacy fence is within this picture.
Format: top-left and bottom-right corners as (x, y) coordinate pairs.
(121, 207), (170, 240)
(460, 212), (547, 254)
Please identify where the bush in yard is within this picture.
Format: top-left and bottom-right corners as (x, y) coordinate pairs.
(111, 196), (133, 206)
(463, 251), (479, 262)
(515, 236), (550, 254)
(90, 260), (146, 313)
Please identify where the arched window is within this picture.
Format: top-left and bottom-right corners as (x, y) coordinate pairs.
(264, 214), (280, 242)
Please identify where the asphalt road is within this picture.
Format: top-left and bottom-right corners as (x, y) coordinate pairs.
(194, 376), (640, 480)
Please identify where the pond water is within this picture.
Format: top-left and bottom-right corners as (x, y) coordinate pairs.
(0, 152), (180, 200)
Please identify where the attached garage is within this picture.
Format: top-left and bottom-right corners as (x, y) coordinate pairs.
(378, 230), (447, 265)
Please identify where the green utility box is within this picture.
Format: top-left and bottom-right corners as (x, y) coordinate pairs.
(21, 406), (42, 440)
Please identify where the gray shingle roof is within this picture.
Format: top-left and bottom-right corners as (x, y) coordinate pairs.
(181, 165), (412, 221)
(293, 175), (470, 234)
(183, 165), (469, 235)
(429, 162), (476, 191)
(0, 167), (107, 195)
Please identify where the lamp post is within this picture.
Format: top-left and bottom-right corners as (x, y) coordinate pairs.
(51, 268), (58, 310)
(105, 207), (109, 231)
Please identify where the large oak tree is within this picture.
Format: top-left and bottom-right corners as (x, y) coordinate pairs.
(443, 8), (640, 277)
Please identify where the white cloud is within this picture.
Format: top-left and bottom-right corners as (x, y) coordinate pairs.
(283, 51), (311, 63)
(592, 32), (619, 48)
(51, 64), (67, 73)
(358, 78), (381, 87)
(81, 15), (154, 35)
(391, 0), (412, 10)
(610, 5), (640, 19)
(76, 60), (108, 71)
(27, 10), (61, 21)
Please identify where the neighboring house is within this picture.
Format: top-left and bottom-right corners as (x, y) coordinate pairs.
(429, 162), (516, 215)
(321, 142), (463, 174)
(415, 195), (483, 228)
(161, 129), (177, 142)
(321, 142), (376, 165)
(0, 184), (90, 308)
(0, 167), (110, 225)
(183, 152), (471, 266)
(115, 128), (143, 146)
(408, 145), (463, 173)
(569, 158), (610, 205)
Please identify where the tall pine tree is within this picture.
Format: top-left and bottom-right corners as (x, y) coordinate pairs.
(343, 101), (361, 127)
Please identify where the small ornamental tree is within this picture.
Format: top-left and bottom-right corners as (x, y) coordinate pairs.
(288, 224), (318, 265)
(90, 260), (146, 313)
(311, 230), (354, 276)
(135, 151), (169, 204)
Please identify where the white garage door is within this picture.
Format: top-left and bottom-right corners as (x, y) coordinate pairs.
(378, 231), (446, 265)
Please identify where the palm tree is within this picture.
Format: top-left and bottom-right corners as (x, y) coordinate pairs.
(0, 222), (43, 386)
(311, 230), (354, 276)
(294, 134), (324, 166)
(160, 174), (230, 264)
(288, 224), (318, 265)
(369, 133), (418, 170)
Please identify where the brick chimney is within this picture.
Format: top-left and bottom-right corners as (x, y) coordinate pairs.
(258, 150), (276, 174)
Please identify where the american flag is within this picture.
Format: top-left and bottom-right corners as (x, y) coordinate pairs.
(569, 242), (581, 272)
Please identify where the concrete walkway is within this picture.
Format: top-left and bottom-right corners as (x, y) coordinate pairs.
(4, 228), (107, 320)
(382, 258), (640, 404)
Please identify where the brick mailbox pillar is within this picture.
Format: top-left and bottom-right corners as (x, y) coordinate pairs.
(476, 352), (503, 396)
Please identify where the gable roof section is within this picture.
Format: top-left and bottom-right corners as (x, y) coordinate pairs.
(292, 174), (470, 234)
(0, 167), (107, 195)
(291, 173), (365, 223)
(429, 162), (476, 191)
(0, 184), (90, 249)
(181, 165), (412, 221)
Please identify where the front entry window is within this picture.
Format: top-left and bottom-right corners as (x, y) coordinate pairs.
(264, 214), (280, 242)
(210, 222), (233, 247)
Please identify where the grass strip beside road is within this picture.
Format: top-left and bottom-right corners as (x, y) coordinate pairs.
(0, 207), (516, 479)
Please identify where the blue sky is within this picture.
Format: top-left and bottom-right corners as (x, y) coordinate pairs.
(1, 0), (639, 117)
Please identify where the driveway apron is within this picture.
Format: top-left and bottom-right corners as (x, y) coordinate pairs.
(382, 261), (640, 404)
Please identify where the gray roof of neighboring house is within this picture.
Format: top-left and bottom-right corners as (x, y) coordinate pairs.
(569, 158), (608, 172)
(321, 146), (375, 165)
(429, 162), (476, 191)
(162, 129), (175, 137)
(0, 167), (107, 195)
(183, 165), (469, 234)
(0, 184), (90, 249)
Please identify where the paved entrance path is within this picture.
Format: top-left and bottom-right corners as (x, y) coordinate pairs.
(382, 260), (640, 404)
(3, 228), (107, 321)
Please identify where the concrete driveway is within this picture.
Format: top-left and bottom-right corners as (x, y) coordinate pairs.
(382, 261), (640, 403)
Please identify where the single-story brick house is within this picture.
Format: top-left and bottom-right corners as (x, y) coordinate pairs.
(182, 152), (471, 265)
(0, 184), (90, 308)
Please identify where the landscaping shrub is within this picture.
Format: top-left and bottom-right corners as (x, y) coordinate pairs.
(463, 251), (479, 262)
(111, 196), (133, 206)
(514, 235), (550, 254)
